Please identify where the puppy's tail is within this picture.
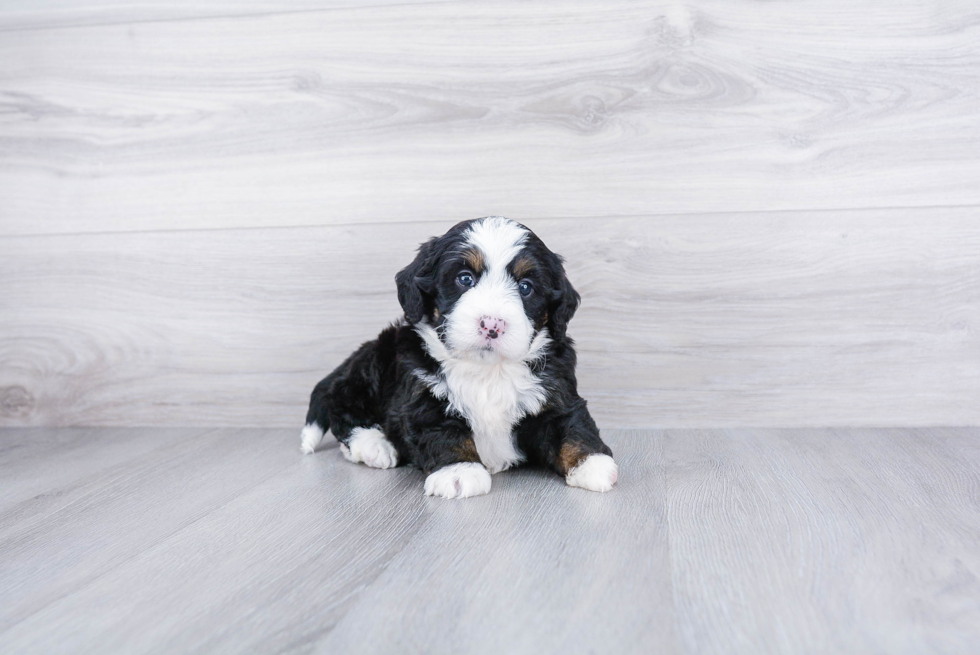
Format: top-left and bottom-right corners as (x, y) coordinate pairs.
(300, 378), (332, 455)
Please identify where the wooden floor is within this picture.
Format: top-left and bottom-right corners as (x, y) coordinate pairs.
(2, 427), (979, 654)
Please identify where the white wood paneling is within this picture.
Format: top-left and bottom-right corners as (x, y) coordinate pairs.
(1, 1), (978, 428)
(0, 0), (417, 31)
(2, 209), (977, 428)
(2, 0), (980, 235)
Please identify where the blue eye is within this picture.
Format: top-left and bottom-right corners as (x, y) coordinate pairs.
(457, 271), (475, 288)
(518, 280), (533, 297)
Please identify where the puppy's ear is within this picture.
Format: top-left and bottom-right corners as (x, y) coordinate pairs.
(396, 237), (439, 324)
(547, 264), (581, 342)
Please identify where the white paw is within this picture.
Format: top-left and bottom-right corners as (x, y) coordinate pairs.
(300, 424), (324, 454)
(565, 454), (618, 492)
(424, 462), (491, 499)
(341, 427), (398, 469)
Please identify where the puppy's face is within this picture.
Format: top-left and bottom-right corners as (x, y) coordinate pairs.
(396, 216), (580, 360)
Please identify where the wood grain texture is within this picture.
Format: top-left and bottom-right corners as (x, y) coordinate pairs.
(0, 1), (410, 33)
(2, 209), (978, 428)
(2, 1), (979, 428)
(2, 0), (980, 235)
(0, 427), (298, 629)
(0, 426), (210, 531)
(1, 427), (979, 654)
(664, 428), (980, 654)
(1, 433), (433, 654)
(315, 429), (672, 655)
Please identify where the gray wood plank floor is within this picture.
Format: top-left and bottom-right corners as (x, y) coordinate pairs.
(2, 427), (978, 654)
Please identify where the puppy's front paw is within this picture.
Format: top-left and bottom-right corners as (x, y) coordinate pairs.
(300, 424), (324, 455)
(342, 427), (399, 469)
(424, 462), (491, 499)
(565, 454), (618, 492)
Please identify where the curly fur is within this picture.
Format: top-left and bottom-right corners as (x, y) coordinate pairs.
(302, 216), (616, 498)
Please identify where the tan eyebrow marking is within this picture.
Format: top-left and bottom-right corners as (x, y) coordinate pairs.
(461, 248), (484, 274)
(512, 256), (535, 278)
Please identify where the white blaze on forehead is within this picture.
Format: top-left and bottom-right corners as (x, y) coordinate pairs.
(463, 216), (528, 273)
(446, 216), (533, 361)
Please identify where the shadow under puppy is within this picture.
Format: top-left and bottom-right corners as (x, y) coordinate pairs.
(301, 216), (618, 499)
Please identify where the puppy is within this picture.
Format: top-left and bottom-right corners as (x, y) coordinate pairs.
(300, 216), (617, 499)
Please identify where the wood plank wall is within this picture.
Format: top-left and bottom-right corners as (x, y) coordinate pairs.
(1, 1), (979, 428)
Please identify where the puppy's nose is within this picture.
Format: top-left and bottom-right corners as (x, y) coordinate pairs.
(479, 316), (507, 339)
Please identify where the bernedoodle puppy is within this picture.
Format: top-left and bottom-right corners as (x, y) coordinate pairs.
(300, 216), (618, 499)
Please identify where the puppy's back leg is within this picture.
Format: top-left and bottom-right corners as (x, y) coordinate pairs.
(301, 376), (333, 454)
(339, 426), (399, 469)
(302, 337), (382, 454)
(301, 333), (400, 469)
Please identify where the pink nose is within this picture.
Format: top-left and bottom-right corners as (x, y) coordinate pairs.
(479, 316), (507, 340)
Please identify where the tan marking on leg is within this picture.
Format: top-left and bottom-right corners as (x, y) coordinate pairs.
(559, 441), (590, 475)
(453, 438), (482, 463)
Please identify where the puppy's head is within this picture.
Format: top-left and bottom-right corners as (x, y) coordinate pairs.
(396, 216), (580, 360)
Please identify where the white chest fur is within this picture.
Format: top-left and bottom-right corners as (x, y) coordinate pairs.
(414, 325), (549, 474)
(440, 357), (546, 473)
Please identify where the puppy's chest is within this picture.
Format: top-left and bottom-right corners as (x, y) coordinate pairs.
(434, 359), (547, 474)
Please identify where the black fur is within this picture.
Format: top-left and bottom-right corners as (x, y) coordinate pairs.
(305, 218), (612, 486)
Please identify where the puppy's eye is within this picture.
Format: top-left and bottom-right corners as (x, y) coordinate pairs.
(518, 280), (533, 297)
(456, 271), (475, 288)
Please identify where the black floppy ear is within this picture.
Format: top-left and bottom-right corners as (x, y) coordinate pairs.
(548, 269), (581, 342)
(395, 238), (439, 324)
